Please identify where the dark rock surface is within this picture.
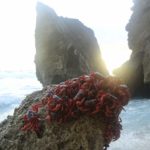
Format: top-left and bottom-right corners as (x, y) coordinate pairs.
(35, 2), (108, 86)
(0, 87), (104, 150)
(114, 0), (150, 97)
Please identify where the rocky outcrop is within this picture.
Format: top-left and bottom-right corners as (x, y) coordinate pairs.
(114, 0), (150, 97)
(0, 72), (130, 150)
(35, 2), (108, 86)
(0, 89), (104, 150)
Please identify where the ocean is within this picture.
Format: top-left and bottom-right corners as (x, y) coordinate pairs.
(110, 99), (150, 150)
(0, 71), (150, 150)
(0, 71), (42, 121)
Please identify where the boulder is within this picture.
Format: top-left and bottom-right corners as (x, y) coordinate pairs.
(0, 73), (130, 150)
(114, 0), (150, 97)
(35, 2), (108, 86)
(0, 89), (104, 150)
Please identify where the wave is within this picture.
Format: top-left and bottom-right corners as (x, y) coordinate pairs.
(0, 71), (42, 122)
(110, 99), (150, 150)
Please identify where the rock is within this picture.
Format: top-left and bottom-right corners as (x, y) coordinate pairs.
(114, 0), (150, 97)
(35, 2), (108, 86)
(0, 73), (130, 150)
(0, 88), (104, 150)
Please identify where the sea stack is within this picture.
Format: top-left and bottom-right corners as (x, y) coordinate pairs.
(35, 2), (108, 86)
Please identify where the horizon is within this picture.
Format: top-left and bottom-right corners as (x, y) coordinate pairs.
(0, 0), (133, 74)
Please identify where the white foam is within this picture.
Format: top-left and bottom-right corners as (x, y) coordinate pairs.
(0, 71), (42, 122)
(110, 100), (150, 150)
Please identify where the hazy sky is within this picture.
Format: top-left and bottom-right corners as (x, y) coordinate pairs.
(0, 0), (133, 73)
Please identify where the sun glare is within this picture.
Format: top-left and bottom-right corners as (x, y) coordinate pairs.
(41, 0), (133, 74)
(101, 43), (131, 74)
(0, 0), (36, 71)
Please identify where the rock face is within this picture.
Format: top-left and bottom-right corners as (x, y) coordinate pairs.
(35, 2), (108, 86)
(0, 88), (104, 150)
(114, 0), (150, 97)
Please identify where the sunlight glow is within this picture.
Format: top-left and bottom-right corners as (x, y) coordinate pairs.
(101, 43), (131, 74)
(0, 0), (36, 71)
(40, 0), (133, 74)
(0, 0), (133, 73)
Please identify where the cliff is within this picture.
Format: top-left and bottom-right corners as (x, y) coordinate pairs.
(35, 2), (108, 86)
(114, 0), (150, 97)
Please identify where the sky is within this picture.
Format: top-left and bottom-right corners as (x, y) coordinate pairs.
(0, 0), (133, 73)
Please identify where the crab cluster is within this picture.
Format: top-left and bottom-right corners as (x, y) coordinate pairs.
(21, 72), (130, 149)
